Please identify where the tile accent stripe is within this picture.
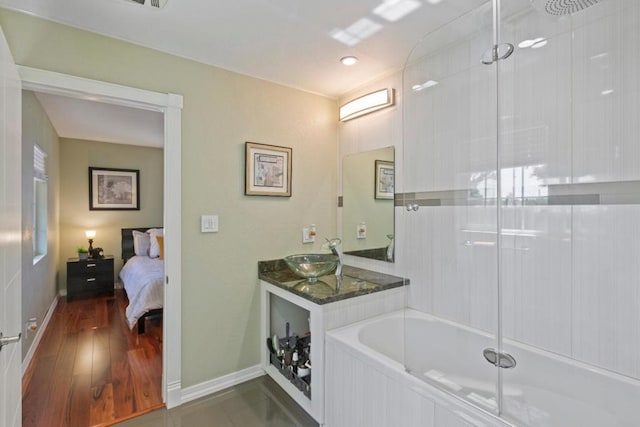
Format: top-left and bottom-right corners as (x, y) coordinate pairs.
(395, 180), (640, 207)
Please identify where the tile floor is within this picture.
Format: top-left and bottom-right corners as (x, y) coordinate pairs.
(115, 375), (318, 427)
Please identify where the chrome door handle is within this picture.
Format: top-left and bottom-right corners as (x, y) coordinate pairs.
(481, 43), (515, 65)
(0, 332), (22, 352)
(483, 348), (517, 369)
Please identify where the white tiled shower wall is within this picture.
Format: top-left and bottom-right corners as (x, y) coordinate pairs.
(339, 0), (640, 382)
(402, 0), (640, 381)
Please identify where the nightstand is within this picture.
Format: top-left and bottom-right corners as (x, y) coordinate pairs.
(67, 256), (115, 301)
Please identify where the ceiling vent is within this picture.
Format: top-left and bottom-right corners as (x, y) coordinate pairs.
(125, 0), (168, 9)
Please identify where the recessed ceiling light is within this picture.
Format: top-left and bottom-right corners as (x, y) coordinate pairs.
(340, 56), (359, 66)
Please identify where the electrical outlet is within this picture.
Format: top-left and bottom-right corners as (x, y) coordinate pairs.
(302, 224), (317, 243)
(302, 227), (312, 243)
(357, 222), (367, 239)
(26, 318), (37, 334)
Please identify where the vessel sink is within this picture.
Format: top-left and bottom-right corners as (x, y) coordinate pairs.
(284, 253), (339, 283)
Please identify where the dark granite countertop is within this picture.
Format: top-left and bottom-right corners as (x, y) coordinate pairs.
(258, 258), (407, 305)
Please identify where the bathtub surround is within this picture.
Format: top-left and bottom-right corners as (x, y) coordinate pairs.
(401, 0), (640, 394)
(326, 312), (512, 427)
(397, 179), (640, 207)
(327, 310), (640, 426)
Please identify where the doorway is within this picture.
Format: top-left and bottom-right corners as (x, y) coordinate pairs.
(19, 66), (183, 421)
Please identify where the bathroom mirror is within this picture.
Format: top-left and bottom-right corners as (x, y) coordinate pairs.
(342, 147), (395, 262)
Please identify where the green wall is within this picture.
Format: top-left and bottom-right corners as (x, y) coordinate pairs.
(1, 9), (338, 388)
(21, 90), (60, 359)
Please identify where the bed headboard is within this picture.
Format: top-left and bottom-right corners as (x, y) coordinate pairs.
(121, 227), (162, 261)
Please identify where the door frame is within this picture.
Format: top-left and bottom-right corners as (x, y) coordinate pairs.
(19, 66), (184, 408)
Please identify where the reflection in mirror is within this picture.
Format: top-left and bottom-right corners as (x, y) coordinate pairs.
(342, 147), (394, 262)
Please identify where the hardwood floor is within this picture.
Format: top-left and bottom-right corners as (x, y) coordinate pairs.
(23, 290), (163, 427)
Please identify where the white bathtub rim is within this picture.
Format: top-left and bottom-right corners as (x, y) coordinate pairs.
(326, 308), (640, 427)
(330, 308), (640, 389)
(326, 311), (513, 427)
(326, 323), (514, 427)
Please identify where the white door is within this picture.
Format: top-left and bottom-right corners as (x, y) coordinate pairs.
(0, 24), (22, 427)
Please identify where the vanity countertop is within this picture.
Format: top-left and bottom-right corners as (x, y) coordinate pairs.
(258, 258), (406, 305)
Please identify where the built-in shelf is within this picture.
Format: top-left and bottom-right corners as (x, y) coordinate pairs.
(259, 260), (407, 425)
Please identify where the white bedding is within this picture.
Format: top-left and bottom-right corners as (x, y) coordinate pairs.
(119, 255), (164, 330)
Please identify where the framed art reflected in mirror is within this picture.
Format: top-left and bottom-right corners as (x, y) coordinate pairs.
(375, 160), (394, 200)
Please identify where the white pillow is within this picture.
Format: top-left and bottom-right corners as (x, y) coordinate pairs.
(132, 230), (150, 256)
(147, 228), (164, 258)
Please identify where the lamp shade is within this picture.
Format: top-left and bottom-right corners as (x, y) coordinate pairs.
(85, 230), (96, 239)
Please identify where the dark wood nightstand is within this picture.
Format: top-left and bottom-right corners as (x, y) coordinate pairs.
(66, 256), (114, 301)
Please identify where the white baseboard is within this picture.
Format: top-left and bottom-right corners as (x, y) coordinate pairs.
(166, 380), (182, 409)
(180, 365), (264, 405)
(59, 288), (67, 297)
(22, 294), (59, 376)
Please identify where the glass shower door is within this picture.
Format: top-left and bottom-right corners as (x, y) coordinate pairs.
(402, 1), (503, 415)
(498, 0), (640, 425)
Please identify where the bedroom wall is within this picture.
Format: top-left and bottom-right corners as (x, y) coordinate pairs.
(58, 138), (164, 290)
(21, 90), (60, 358)
(0, 9), (337, 388)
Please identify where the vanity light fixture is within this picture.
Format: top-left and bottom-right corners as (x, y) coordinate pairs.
(340, 56), (359, 66)
(339, 88), (395, 122)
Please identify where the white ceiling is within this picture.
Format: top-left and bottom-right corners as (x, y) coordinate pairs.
(7, 0), (487, 147)
(35, 92), (164, 148)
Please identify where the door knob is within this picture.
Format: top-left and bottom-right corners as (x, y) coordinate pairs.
(0, 332), (22, 352)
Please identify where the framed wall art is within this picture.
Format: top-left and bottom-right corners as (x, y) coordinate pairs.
(245, 142), (292, 197)
(89, 167), (140, 210)
(374, 160), (394, 200)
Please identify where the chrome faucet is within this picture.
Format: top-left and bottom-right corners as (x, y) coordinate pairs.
(326, 238), (344, 277)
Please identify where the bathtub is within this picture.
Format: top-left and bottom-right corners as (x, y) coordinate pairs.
(325, 310), (640, 427)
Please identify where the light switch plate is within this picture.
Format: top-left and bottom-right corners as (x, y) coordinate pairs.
(201, 215), (219, 233)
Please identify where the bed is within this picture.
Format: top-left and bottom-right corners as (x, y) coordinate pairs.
(119, 227), (164, 334)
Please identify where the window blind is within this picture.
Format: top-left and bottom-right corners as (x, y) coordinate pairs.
(34, 145), (47, 180)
